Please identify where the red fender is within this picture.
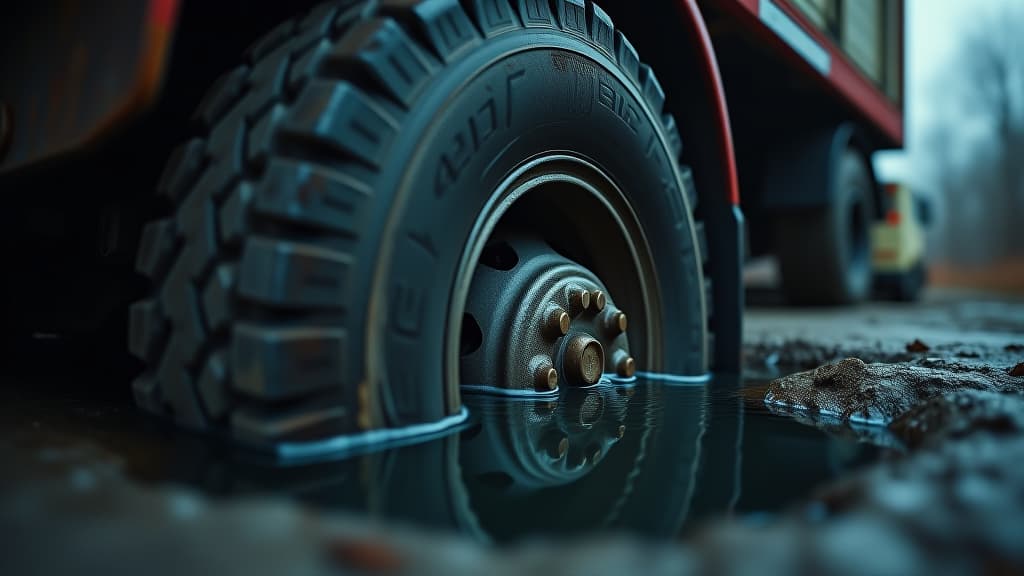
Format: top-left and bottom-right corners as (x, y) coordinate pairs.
(676, 0), (741, 206)
(0, 0), (180, 172)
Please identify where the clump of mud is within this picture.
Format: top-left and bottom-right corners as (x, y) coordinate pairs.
(890, 390), (1024, 449)
(764, 357), (1024, 427)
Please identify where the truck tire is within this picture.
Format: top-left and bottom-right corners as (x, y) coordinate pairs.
(775, 147), (874, 305)
(875, 259), (926, 302)
(128, 0), (708, 452)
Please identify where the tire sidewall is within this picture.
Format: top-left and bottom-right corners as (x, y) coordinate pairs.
(364, 31), (705, 426)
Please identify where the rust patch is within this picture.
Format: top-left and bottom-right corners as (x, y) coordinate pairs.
(326, 537), (403, 573)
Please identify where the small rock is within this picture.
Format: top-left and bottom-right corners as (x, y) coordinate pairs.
(1011, 363), (1024, 377)
(1006, 344), (1024, 352)
(906, 339), (930, 353)
(812, 358), (867, 388)
(326, 537), (403, 573)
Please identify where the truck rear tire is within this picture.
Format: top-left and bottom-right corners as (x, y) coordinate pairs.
(875, 259), (926, 302)
(128, 0), (708, 452)
(775, 148), (874, 305)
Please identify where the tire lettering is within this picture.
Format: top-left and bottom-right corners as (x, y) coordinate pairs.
(435, 68), (525, 198)
(598, 77), (639, 134)
(391, 282), (425, 337)
(506, 68), (526, 129)
(408, 230), (439, 260)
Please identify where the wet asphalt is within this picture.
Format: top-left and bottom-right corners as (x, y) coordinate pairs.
(2, 287), (1023, 575)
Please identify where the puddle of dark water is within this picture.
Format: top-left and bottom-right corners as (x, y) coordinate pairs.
(3, 374), (888, 543)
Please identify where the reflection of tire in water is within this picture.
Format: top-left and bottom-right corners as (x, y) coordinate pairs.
(459, 381), (707, 542)
(195, 378), (717, 543)
(460, 386), (631, 493)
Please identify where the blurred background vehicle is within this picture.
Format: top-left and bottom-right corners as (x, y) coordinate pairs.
(708, 0), (905, 306)
(871, 182), (930, 301)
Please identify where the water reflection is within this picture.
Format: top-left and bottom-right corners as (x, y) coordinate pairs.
(6, 374), (889, 542)
(460, 382), (707, 541)
(294, 380), (716, 543)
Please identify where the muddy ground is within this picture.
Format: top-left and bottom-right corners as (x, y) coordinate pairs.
(3, 287), (1024, 575)
(745, 288), (1024, 372)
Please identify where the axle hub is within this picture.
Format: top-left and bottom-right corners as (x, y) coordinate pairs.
(460, 237), (634, 393)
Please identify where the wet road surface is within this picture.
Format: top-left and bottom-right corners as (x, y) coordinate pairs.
(3, 288), (1022, 574)
(0, 374), (880, 540)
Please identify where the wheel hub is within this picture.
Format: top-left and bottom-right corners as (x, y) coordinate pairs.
(460, 237), (634, 393)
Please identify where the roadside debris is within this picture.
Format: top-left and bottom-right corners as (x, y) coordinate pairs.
(764, 357), (1024, 425)
(889, 390), (1024, 449)
(905, 339), (930, 353)
(326, 537), (404, 573)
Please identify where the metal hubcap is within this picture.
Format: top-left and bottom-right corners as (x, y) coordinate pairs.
(460, 237), (634, 392)
(448, 154), (662, 398)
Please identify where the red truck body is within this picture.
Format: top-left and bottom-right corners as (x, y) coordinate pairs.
(0, 0), (904, 191)
(715, 0), (903, 148)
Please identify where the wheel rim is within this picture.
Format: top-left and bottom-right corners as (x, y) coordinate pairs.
(447, 153), (663, 393)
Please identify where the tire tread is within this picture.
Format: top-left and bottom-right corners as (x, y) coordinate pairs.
(130, 0), (705, 442)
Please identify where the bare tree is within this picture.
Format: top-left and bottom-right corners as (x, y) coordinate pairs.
(945, 4), (1024, 260)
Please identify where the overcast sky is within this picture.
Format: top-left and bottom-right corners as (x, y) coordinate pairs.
(874, 0), (1005, 186)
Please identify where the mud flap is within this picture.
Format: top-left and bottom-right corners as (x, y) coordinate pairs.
(710, 204), (745, 373)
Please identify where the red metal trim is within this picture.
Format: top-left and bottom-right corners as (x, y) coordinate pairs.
(677, 0), (742, 205)
(149, 0), (179, 28)
(715, 0), (904, 148)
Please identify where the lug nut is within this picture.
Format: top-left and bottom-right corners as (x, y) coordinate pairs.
(544, 305), (571, 338)
(536, 367), (559, 391)
(592, 290), (607, 312)
(567, 287), (591, 316)
(530, 355), (559, 391)
(543, 433), (569, 459)
(604, 310), (628, 334)
(555, 437), (569, 459)
(564, 335), (604, 386)
(615, 354), (636, 378)
(533, 400), (558, 416)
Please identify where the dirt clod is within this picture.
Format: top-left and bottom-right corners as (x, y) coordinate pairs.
(906, 339), (931, 353)
(890, 390), (1024, 449)
(326, 538), (403, 573)
(765, 358), (1024, 426)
